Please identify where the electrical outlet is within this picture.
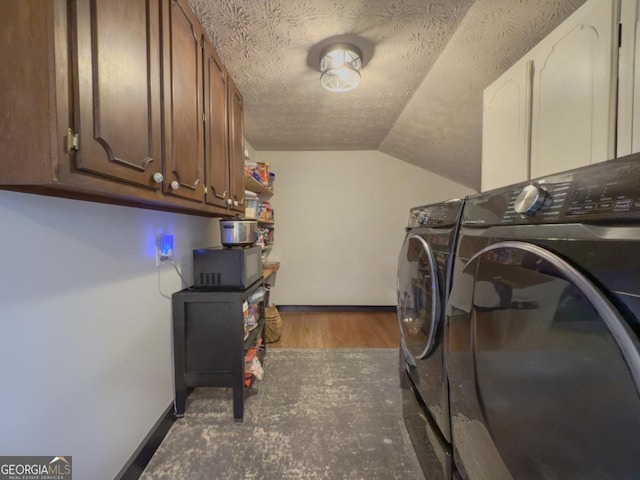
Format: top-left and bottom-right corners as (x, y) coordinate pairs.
(156, 247), (170, 266)
(156, 234), (174, 266)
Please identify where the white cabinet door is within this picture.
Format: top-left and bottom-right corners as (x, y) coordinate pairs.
(618, 0), (640, 156)
(530, 0), (619, 179)
(481, 60), (533, 192)
(634, 1), (640, 154)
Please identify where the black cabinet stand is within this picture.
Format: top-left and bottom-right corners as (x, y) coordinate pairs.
(172, 278), (266, 422)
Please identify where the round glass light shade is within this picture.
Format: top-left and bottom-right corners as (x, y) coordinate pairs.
(320, 44), (362, 92)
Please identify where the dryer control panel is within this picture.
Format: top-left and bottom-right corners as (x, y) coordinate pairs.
(408, 198), (464, 229)
(464, 153), (640, 226)
(566, 178), (640, 217)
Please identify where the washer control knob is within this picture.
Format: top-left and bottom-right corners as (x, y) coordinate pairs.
(514, 184), (548, 215)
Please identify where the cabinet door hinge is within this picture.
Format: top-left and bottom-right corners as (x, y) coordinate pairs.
(66, 128), (79, 152)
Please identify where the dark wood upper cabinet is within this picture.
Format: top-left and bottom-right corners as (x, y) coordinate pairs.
(0, 0), (244, 218)
(203, 38), (230, 209)
(161, 0), (204, 203)
(71, 0), (163, 189)
(228, 76), (245, 212)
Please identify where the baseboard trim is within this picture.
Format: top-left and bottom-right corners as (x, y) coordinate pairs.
(276, 305), (396, 313)
(116, 403), (175, 480)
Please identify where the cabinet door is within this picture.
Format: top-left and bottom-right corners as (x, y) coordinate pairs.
(481, 60), (533, 192)
(71, 0), (163, 189)
(633, 1), (640, 155)
(228, 76), (245, 213)
(618, 0), (640, 156)
(530, 0), (619, 178)
(203, 39), (230, 209)
(161, 0), (204, 202)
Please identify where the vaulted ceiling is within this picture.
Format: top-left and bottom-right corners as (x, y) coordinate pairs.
(188, 0), (586, 191)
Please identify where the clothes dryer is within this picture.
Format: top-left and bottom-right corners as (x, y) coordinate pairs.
(447, 154), (640, 479)
(397, 198), (464, 480)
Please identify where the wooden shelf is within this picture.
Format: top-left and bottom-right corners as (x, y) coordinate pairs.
(243, 218), (273, 225)
(244, 173), (273, 196)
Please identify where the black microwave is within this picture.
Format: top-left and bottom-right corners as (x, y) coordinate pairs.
(192, 246), (262, 290)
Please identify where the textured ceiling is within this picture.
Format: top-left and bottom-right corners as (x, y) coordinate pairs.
(188, 0), (586, 190)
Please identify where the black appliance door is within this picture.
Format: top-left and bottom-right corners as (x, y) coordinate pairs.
(397, 234), (441, 363)
(447, 241), (640, 480)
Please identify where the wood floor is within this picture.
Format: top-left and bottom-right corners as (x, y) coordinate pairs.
(267, 311), (400, 348)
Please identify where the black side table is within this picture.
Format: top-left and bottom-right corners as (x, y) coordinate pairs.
(172, 278), (266, 422)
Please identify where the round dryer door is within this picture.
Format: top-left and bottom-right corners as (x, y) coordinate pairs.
(447, 241), (640, 480)
(397, 234), (441, 361)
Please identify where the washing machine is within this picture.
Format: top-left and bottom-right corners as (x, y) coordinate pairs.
(397, 198), (465, 480)
(446, 154), (640, 479)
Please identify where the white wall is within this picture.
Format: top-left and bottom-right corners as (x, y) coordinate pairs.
(255, 151), (476, 306)
(0, 149), (474, 477)
(0, 191), (220, 479)
(245, 139), (256, 162)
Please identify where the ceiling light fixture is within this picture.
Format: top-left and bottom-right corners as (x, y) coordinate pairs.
(320, 43), (362, 93)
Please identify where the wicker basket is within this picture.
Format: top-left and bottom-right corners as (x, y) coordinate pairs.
(264, 305), (282, 343)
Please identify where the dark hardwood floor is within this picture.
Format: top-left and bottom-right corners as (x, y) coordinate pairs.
(267, 311), (400, 348)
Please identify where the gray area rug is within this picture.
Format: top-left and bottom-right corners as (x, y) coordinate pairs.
(140, 348), (424, 479)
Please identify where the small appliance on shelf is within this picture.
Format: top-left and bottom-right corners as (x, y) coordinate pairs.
(192, 245), (262, 290)
(219, 218), (258, 247)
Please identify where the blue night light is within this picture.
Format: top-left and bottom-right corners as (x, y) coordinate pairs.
(160, 234), (174, 257)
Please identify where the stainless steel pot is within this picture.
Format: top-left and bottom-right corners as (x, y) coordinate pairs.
(219, 219), (257, 246)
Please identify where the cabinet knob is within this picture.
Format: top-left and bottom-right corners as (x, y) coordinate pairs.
(233, 200), (239, 207)
(226, 198), (233, 206)
(514, 184), (548, 215)
(152, 172), (164, 183)
(170, 181), (180, 190)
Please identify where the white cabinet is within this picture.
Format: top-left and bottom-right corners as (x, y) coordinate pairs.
(632, 2), (640, 154)
(481, 60), (533, 191)
(618, 0), (640, 156)
(529, 0), (618, 178)
(482, 0), (619, 189)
